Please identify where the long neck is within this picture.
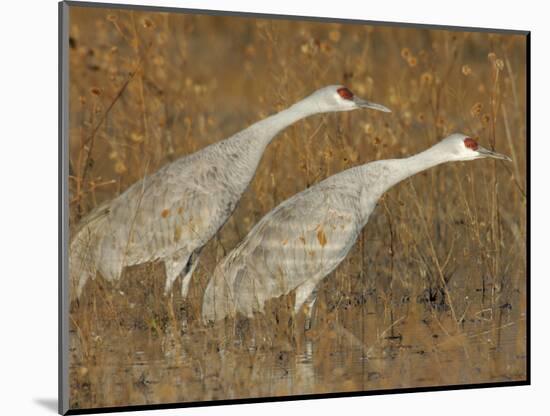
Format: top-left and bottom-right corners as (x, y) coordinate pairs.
(358, 143), (453, 199)
(248, 99), (319, 145)
(208, 97), (321, 194)
(391, 144), (453, 186)
(225, 98), (320, 155)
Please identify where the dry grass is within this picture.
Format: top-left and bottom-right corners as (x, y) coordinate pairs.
(67, 6), (527, 410)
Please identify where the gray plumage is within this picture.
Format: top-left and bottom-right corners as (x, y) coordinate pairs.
(202, 133), (511, 322)
(70, 85), (391, 299)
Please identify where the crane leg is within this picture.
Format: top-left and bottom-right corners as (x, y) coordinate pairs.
(180, 250), (201, 298)
(70, 245), (97, 300)
(72, 270), (93, 301)
(303, 292), (318, 331)
(294, 280), (319, 330)
(97, 254), (124, 285)
(163, 249), (202, 297)
(164, 252), (189, 295)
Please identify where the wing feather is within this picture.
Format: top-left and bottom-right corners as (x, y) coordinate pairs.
(203, 181), (363, 320)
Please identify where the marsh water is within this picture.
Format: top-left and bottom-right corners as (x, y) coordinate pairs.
(69, 267), (526, 409)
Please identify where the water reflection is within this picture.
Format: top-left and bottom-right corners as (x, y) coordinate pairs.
(69, 288), (526, 409)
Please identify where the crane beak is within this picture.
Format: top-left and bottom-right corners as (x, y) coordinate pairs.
(477, 146), (512, 161)
(354, 97), (392, 113)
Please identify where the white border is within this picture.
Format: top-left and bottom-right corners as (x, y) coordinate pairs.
(2, 1), (546, 415)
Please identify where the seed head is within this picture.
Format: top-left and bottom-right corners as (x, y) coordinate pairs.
(320, 42), (332, 53)
(142, 18), (154, 29)
(153, 55), (164, 66)
(420, 72), (433, 86)
(329, 30), (341, 43)
(470, 102), (483, 117)
(362, 122), (373, 134)
(402, 110), (412, 125)
(130, 132), (144, 143)
(461, 65), (472, 76)
(114, 160), (127, 175)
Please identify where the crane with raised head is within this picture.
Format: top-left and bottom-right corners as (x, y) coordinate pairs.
(202, 134), (511, 324)
(70, 85), (391, 300)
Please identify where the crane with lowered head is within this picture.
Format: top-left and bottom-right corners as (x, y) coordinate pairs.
(202, 133), (511, 325)
(70, 85), (391, 300)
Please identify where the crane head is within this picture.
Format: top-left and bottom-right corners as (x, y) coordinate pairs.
(439, 133), (512, 162)
(307, 85), (391, 114)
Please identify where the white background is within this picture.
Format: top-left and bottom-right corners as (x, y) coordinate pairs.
(0, 0), (545, 414)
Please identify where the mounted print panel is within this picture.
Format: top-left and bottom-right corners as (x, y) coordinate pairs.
(59, 1), (529, 414)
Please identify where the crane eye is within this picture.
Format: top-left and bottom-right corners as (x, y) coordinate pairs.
(464, 137), (479, 150)
(337, 87), (354, 100)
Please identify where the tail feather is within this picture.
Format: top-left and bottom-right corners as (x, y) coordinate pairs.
(69, 205), (109, 301)
(202, 256), (256, 323)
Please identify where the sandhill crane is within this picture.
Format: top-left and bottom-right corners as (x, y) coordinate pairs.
(202, 134), (511, 324)
(70, 85), (391, 300)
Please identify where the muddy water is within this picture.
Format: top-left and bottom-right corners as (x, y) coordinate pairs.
(69, 279), (526, 410)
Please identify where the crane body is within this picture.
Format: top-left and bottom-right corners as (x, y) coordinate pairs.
(202, 134), (511, 323)
(70, 86), (390, 299)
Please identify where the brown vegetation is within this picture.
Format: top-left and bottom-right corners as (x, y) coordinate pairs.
(68, 6), (527, 410)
